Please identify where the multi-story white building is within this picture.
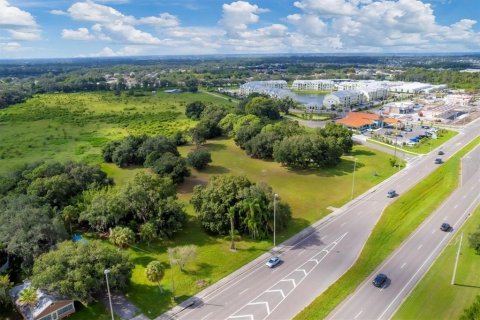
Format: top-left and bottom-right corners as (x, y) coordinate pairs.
(323, 90), (365, 109)
(291, 80), (335, 91)
(240, 81), (288, 96)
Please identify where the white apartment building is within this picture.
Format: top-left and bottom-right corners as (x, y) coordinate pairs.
(291, 80), (335, 91)
(240, 80), (288, 96)
(323, 90), (365, 109)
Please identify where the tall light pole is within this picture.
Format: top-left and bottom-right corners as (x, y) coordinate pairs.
(273, 193), (278, 248)
(104, 269), (114, 320)
(452, 233), (464, 285)
(351, 158), (357, 200)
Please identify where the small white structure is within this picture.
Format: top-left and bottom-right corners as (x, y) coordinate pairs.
(323, 90), (364, 109)
(291, 80), (335, 91)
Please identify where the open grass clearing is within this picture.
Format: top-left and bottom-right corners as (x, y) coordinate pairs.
(294, 136), (480, 320)
(105, 138), (400, 318)
(0, 91), (235, 175)
(393, 205), (480, 320)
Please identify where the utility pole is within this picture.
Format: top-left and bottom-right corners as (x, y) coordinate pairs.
(273, 193), (278, 248)
(351, 158), (357, 200)
(104, 269), (114, 320)
(452, 232), (464, 285)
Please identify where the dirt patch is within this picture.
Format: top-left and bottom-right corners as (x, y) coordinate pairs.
(177, 175), (208, 195)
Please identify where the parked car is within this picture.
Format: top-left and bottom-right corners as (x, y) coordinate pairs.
(435, 158), (443, 164)
(266, 256), (281, 268)
(440, 223), (451, 232)
(372, 273), (388, 288)
(438, 150), (445, 155)
(387, 190), (397, 198)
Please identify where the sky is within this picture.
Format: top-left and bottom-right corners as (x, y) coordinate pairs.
(1, 0), (480, 59)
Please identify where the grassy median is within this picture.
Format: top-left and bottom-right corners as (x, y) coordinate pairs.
(393, 204), (480, 320)
(294, 136), (480, 320)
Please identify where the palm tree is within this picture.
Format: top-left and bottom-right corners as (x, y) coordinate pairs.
(146, 261), (165, 293)
(18, 287), (37, 308)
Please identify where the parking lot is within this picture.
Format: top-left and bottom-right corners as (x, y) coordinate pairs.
(363, 124), (439, 146)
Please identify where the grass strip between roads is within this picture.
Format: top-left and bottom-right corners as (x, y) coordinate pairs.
(294, 135), (480, 320)
(393, 204), (480, 320)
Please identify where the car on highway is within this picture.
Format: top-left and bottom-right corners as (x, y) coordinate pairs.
(435, 158), (443, 164)
(266, 256), (281, 268)
(372, 273), (388, 288)
(440, 223), (451, 232)
(438, 150), (445, 155)
(387, 190), (397, 198)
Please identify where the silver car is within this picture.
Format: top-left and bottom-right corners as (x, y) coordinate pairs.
(266, 256), (281, 268)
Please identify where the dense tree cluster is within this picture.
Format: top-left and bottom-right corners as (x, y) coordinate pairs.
(185, 101), (206, 120)
(31, 240), (133, 304)
(187, 149), (212, 170)
(79, 173), (186, 236)
(191, 175), (291, 239)
(103, 134), (190, 183)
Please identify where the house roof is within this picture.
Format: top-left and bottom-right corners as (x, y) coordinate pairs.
(10, 282), (73, 320)
(336, 112), (400, 128)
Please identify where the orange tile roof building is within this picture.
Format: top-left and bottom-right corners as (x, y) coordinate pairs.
(336, 112), (400, 130)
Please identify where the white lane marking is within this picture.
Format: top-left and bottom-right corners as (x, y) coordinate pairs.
(229, 314), (254, 320)
(454, 204), (458, 209)
(228, 233), (348, 320)
(401, 263), (407, 269)
(444, 216), (448, 221)
(340, 222), (346, 227)
(249, 301), (271, 314)
(239, 288), (249, 296)
(200, 312), (213, 320)
(298, 249), (306, 256)
(354, 310), (363, 319)
(321, 235), (328, 240)
(463, 195), (467, 199)
(432, 230), (436, 235)
(472, 186), (476, 191)
(266, 289), (286, 299)
(297, 269), (308, 276)
(417, 244), (423, 250)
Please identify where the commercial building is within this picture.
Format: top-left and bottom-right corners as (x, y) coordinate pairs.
(384, 102), (415, 114)
(336, 112), (400, 131)
(291, 80), (335, 91)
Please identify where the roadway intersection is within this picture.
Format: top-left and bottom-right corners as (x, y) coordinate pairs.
(162, 119), (480, 320)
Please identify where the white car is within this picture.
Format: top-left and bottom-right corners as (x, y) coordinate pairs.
(266, 256), (281, 268)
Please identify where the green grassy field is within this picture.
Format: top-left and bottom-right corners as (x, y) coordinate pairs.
(286, 112), (333, 122)
(118, 138), (400, 318)
(0, 91), (235, 175)
(394, 204), (480, 320)
(0, 92), (401, 319)
(294, 136), (480, 320)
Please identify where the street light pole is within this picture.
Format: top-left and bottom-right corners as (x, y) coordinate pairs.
(104, 269), (114, 320)
(273, 193), (278, 248)
(452, 233), (464, 285)
(351, 158), (357, 200)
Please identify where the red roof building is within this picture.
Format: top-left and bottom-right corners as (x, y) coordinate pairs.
(336, 112), (400, 130)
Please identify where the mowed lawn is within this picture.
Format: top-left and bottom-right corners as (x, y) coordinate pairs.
(0, 91), (235, 175)
(294, 136), (480, 320)
(120, 139), (400, 318)
(394, 205), (480, 320)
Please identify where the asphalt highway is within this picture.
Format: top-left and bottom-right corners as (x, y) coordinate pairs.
(327, 145), (480, 320)
(164, 120), (480, 320)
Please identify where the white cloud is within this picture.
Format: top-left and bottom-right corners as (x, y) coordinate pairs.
(220, 1), (268, 35)
(62, 27), (95, 40)
(294, 0), (358, 16)
(0, 41), (22, 51)
(50, 9), (67, 16)
(138, 13), (180, 28)
(0, 0), (41, 41)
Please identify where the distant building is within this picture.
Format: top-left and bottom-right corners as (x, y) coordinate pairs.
(384, 102), (415, 114)
(389, 82), (446, 94)
(239, 81), (289, 97)
(10, 282), (76, 320)
(336, 112), (400, 131)
(291, 80), (335, 91)
(164, 89), (182, 94)
(323, 90), (365, 109)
